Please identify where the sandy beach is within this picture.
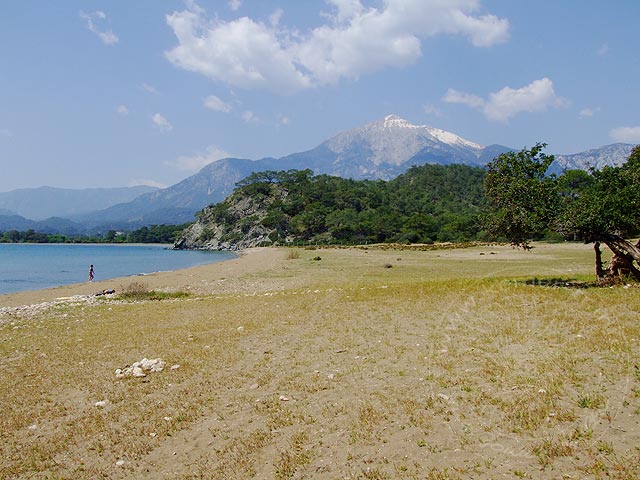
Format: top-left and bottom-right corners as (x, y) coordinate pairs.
(2, 243), (639, 479)
(0, 248), (285, 310)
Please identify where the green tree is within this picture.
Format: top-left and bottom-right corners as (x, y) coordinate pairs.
(485, 143), (640, 281)
(484, 143), (559, 248)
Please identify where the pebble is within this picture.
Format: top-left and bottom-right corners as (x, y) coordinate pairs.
(115, 460), (125, 467)
(115, 358), (166, 378)
(95, 400), (108, 408)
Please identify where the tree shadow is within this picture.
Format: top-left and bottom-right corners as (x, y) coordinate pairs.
(516, 277), (595, 289)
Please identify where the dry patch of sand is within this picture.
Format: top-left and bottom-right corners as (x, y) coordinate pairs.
(1, 243), (639, 479)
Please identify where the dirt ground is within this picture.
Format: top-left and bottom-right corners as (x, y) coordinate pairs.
(1, 243), (639, 479)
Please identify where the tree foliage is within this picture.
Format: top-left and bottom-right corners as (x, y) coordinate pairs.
(0, 223), (191, 244)
(197, 164), (488, 245)
(485, 143), (640, 281)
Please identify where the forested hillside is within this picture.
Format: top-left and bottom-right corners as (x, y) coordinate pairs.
(176, 164), (488, 250)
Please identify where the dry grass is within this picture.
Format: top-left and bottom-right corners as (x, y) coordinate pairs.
(1, 242), (640, 479)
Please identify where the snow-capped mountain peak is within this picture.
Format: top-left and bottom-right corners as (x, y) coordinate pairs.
(324, 115), (485, 168)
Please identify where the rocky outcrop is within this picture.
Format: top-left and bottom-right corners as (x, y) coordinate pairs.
(174, 185), (287, 251)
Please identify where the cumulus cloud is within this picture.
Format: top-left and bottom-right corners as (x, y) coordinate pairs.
(166, 145), (230, 172)
(443, 78), (566, 122)
(116, 105), (129, 115)
(80, 11), (119, 45)
(152, 113), (173, 132)
(165, 0), (509, 94)
(204, 95), (232, 113)
(610, 126), (640, 144)
(229, 0), (242, 11)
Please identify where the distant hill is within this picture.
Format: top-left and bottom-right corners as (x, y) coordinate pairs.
(0, 214), (86, 235)
(87, 116), (513, 226)
(0, 185), (159, 221)
(89, 115), (635, 228)
(175, 163), (488, 250)
(549, 143), (635, 174)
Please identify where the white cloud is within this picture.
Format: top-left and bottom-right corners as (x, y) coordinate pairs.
(116, 104), (129, 115)
(443, 78), (566, 122)
(242, 110), (257, 123)
(204, 95), (232, 113)
(0, 128), (12, 138)
(129, 179), (167, 189)
(229, 0), (242, 11)
(142, 83), (159, 94)
(165, 0), (509, 94)
(277, 114), (290, 126)
(610, 126), (640, 144)
(80, 11), (119, 45)
(166, 145), (230, 172)
(578, 107), (599, 119)
(152, 113), (173, 132)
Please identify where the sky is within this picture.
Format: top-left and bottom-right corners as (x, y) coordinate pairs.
(1, 0), (639, 192)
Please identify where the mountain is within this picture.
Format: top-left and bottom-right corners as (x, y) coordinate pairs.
(15, 115), (634, 231)
(90, 116), (513, 226)
(0, 214), (86, 235)
(0, 185), (159, 221)
(548, 143), (635, 175)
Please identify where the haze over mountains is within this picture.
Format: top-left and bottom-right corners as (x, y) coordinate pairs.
(0, 116), (635, 234)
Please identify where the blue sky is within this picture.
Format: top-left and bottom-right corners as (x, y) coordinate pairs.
(1, 1), (639, 192)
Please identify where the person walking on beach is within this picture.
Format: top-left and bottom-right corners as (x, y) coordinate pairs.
(88, 264), (94, 282)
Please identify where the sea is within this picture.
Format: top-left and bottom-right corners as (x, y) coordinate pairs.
(0, 243), (235, 295)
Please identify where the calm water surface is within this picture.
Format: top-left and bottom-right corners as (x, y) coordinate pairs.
(0, 244), (234, 295)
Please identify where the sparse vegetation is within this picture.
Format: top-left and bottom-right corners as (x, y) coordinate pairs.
(119, 281), (190, 301)
(1, 243), (639, 478)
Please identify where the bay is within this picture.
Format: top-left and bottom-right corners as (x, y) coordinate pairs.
(0, 244), (234, 295)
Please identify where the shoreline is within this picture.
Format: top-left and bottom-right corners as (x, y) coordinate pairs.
(0, 247), (275, 310)
(0, 243), (238, 308)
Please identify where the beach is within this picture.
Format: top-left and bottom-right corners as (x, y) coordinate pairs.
(2, 243), (639, 479)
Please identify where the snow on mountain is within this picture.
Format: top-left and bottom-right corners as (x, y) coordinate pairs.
(70, 115), (635, 229)
(324, 115), (484, 167)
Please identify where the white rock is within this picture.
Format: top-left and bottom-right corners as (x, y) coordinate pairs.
(115, 460), (125, 467)
(279, 395), (290, 402)
(170, 364), (180, 370)
(132, 366), (146, 378)
(95, 400), (108, 408)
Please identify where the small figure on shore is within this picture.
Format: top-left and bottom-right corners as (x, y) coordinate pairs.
(88, 264), (95, 282)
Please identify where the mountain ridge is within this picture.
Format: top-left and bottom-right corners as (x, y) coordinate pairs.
(0, 185), (159, 221)
(3, 116), (635, 232)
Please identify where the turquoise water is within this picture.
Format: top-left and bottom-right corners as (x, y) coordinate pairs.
(0, 244), (234, 295)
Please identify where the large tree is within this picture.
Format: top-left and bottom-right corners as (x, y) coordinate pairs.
(484, 143), (640, 282)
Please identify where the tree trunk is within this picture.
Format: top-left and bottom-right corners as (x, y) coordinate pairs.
(601, 234), (640, 282)
(594, 242), (605, 280)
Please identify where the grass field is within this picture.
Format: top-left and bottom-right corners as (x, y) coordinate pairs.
(1, 243), (639, 479)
